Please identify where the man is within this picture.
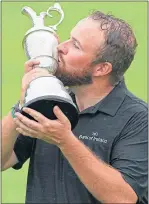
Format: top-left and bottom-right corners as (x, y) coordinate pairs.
(2, 11), (148, 203)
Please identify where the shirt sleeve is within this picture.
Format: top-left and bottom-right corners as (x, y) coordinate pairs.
(110, 110), (148, 202)
(12, 134), (35, 170)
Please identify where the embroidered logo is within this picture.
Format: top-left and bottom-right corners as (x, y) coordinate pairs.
(79, 132), (107, 144)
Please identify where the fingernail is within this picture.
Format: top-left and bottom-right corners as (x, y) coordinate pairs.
(23, 107), (27, 112)
(15, 112), (20, 117)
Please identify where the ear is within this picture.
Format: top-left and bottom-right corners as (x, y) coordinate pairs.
(93, 62), (112, 77)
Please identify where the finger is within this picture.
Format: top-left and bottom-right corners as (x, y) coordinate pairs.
(21, 70), (52, 106)
(14, 118), (38, 136)
(20, 85), (28, 107)
(16, 127), (36, 138)
(24, 60), (40, 73)
(24, 68), (53, 79)
(16, 127), (29, 136)
(31, 71), (52, 78)
(21, 107), (49, 124)
(15, 112), (43, 130)
(22, 72), (51, 95)
(20, 90), (25, 107)
(53, 106), (68, 124)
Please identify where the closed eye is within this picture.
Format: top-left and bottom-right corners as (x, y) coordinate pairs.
(68, 36), (81, 50)
(73, 41), (80, 49)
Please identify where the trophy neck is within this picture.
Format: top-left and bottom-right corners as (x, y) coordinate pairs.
(32, 16), (45, 27)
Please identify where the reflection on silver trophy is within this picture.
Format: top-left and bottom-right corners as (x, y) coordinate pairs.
(21, 3), (78, 129)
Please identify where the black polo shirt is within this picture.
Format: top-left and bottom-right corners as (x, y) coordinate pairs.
(13, 81), (148, 204)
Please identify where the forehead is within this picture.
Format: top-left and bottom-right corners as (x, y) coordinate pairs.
(71, 18), (105, 53)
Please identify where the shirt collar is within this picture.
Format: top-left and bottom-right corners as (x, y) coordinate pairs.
(70, 80), (127, 116)
(92, 80), (127, 116)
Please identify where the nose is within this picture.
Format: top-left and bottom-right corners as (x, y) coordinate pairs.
(57, 41), (68, 55)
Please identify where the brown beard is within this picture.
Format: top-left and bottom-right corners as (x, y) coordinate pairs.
(57, 74), (93, 86)
(55, 70), (93, 87)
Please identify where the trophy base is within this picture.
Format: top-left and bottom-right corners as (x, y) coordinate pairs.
(20, 95), (79, 130)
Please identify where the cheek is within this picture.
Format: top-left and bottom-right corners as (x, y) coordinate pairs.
(64, 50), (91, 69)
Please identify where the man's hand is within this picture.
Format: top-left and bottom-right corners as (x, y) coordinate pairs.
(13, 106), (72, 146)
(20, 60), (52, 107)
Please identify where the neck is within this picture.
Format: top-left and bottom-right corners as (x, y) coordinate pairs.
(71, 81), (114, 112)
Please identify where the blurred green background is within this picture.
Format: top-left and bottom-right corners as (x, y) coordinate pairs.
(2, 1), (147, 203)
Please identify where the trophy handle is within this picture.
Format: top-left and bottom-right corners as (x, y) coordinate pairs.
(46, 3), (64, 31)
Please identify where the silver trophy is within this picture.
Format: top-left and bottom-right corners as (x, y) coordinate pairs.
(20, 3), (78, 129)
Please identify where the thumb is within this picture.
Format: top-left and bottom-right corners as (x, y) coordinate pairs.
(20, 83), (29, 107)
(53, 106), (69, 124)
(20, 86), (26, 107)
(24, 60), (40, 73)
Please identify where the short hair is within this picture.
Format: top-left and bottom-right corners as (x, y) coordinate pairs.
(89, 11), (138, 85)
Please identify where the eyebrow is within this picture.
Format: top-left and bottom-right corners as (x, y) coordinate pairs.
(71, 36), (83, 50)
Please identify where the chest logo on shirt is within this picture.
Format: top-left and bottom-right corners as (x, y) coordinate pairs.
(79, 132), (107, 144)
